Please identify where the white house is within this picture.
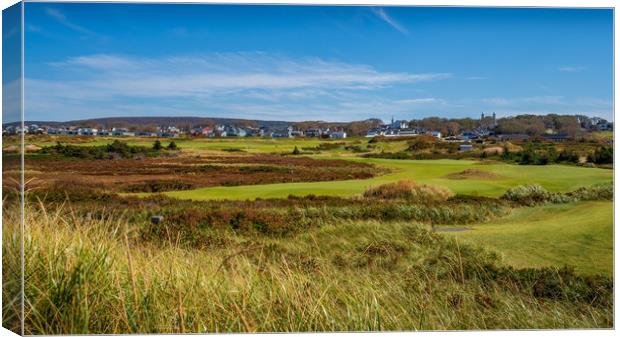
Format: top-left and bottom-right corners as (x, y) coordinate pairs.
(330, 131), (347, 139)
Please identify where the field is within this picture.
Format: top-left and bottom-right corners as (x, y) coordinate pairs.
(162, 158), (611, 200)
(443, 201), (613, 276)
(2, 134), (614, 333)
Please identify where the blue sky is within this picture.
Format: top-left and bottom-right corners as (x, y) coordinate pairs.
(20, 3), (613, 122)
(2, 2), (21, 124)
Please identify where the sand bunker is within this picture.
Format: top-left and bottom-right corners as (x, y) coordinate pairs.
(483, 146), (504, 155)
(2, 145), (19, 153)
(25, 144), (42, 152)
(445, 168), (503, 180)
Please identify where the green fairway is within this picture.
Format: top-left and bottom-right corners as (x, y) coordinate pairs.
(25, 136), (356, 153)
(444, 201), (613, 276)
(162, 158), (612, 200)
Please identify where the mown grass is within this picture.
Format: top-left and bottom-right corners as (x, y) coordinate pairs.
(444, 201), (613, 276)
(21, 135), (359, 154)
(3, 202), (613, 334)
(162, 159), (612, 200)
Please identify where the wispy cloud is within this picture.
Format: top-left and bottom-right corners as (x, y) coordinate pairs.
(26, 52), (452, 121)
(50, 54), (140, 70)
(371, 8), (409, 35)
(482, 96), (564, 106)
(45, 7), (97, 36)
(396, 98), (441, 105)
(38, 53), (450, 95)
(558, 66), (585, 72)
(25, 52), (612, 121)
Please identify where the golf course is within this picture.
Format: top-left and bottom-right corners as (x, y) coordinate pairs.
(3, 134), (614, 333)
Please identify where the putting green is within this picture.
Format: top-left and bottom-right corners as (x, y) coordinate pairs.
(162, 158), (612, 200)
(444, 201), (613, 276)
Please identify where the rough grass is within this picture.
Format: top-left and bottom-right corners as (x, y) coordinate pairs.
(501, 182), (612, 206)
(445, 169), (503, 180)
(3, 203), (613, 334)
(363, 180), (453, 202)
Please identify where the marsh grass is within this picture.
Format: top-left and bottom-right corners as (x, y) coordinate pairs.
(501, 182), (613, 206)
(363, 180), (453, 202)
(2, 201), (612, 334)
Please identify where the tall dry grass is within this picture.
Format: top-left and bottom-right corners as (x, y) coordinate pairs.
(2, 201), (612, 334)
(363, 180), (453, 202)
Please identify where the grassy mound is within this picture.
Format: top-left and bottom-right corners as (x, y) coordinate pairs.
(445, 169), (503, 180)
(3, 203), (612, 334)
(363, 180), (453, 202)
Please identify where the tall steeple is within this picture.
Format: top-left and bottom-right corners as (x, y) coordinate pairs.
(391, 116), (394, 125)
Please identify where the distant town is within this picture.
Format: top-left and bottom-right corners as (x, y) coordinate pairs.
(3, 113), (613, 144)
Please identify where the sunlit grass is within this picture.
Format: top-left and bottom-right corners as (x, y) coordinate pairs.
(3, 202), (612, 334)
(444, 201), (613, 276)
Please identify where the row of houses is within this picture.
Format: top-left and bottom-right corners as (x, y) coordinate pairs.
(189, 125), (347, 139)
(45, 127), (181, 138)
(365, 119), (442, 139)
(3, 124), (45, 135)
(3, 123), (349, 139)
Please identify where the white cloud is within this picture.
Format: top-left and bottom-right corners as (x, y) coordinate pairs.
(482, 97), (511, 106)
(50, 54), (139, 70)
(25, 53), (453, 121)
(371, 8), (408, 35)
(558, 66), (585, 72)
(25, 52), (612, 121)
(45, 7), (97, 36)
(396, 98), (440, 104)
(483, 96), (564, 106)
(31, 53), (451, 99)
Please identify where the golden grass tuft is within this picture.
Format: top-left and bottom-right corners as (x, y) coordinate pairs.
(363, 180), (453, 202)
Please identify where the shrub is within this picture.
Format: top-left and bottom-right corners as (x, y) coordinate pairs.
(363, 180), (453, 203)
(557, 149), (580, 163)
(40, 141), (158, 160)
(316, 142), (345, 150)
(566, 183), (613, 201)
(238, 165), (290, 173)
(153, 140), (163, 151)
(501, 184), (557, 206)
(406, 138), (433, 152)
(123, 181), (194, 193)
(166, 141), (178, 150)
(502, 183), (613, 206)
(588, 146), (613, 164)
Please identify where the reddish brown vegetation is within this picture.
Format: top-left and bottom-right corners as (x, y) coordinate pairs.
(11, 153), (385, 193)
